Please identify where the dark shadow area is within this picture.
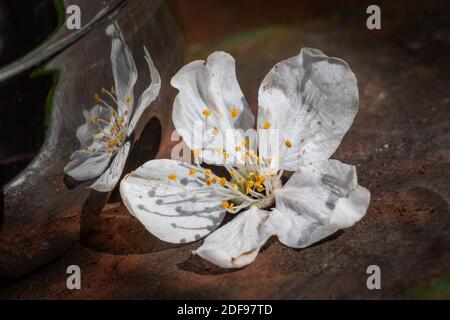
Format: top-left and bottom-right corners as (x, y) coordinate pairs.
(109, 117), (162, 202)
(63, 174), (84, 190)
(0, 187), (3, 228)
(307, 230), (344, 249)
(0, 0), (59, 67)
(177, 254), (242, 276)
(0, 72), (53, 190)
(125, 117), (163, 177)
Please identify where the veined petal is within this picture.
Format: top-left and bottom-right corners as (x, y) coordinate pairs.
(258, 48), (359, 170)
(106, 22), (137, 117)
(89, 141), (131, 192)
(76, 105), (112, 148)
(273, 159), (370, 249)
(128, 47), (161, 135)
(120, 159), (227, 244)
(64, 150), (112, 181)
(171, 51), (255, 164)
(194, 207), (278, 269)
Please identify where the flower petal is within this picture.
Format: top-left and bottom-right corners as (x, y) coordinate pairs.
(89, 141), (131, 192)
(64, 150), (112, 181)
(128, 47), (161, 135)
(273, 159), (370, 248)
(120, 159), (227, 244)
(257, 48), (359, 170)
(171, 51), (255, 164)
(194, 207), (278, 268)
(106, 22), (137, 116)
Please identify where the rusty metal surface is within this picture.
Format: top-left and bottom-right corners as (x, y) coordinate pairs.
(0, 0), (449, 298)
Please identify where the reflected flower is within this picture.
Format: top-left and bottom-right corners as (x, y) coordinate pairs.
(64, 22), (161, 192)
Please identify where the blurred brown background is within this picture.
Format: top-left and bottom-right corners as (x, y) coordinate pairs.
(170, 0), (362, 45)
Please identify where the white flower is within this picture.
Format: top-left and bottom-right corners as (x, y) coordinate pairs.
(120, 49), (370, 268)
(64, 22), (161, 192)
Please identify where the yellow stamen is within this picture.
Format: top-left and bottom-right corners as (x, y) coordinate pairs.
(230, 171), (238, 178)
(256, 175), (266, 184)
(246, 150), (255, 157)
(189, 169), (197, 176)
(94, 94), (100, 103)
(231, 183), (238, 190)
(220, 177), (227, 186)
(205, 178), (212, 186)
(111, 86), (116, 95)
(126, 96), (132, 105)
(213, 176), (220, 184)
(204, 169), (212, 176)
(255, 183), (265, 192)
(221, 201), (230, 209)
(230, 107), (239, 118)
(263, 121), (271, 129)
(168, 174), (177, 181)
(285, 139), (293, 148)
(202, 108), (212, 118)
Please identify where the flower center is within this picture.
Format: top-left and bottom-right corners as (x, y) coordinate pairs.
(167, 163), (282, 215)
(86, 86), (131, 154)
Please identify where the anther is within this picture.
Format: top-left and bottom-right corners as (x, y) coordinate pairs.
(220, 177), (227, 186)
(285, 139), (293, 148)
(230, 107), (239, 118)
